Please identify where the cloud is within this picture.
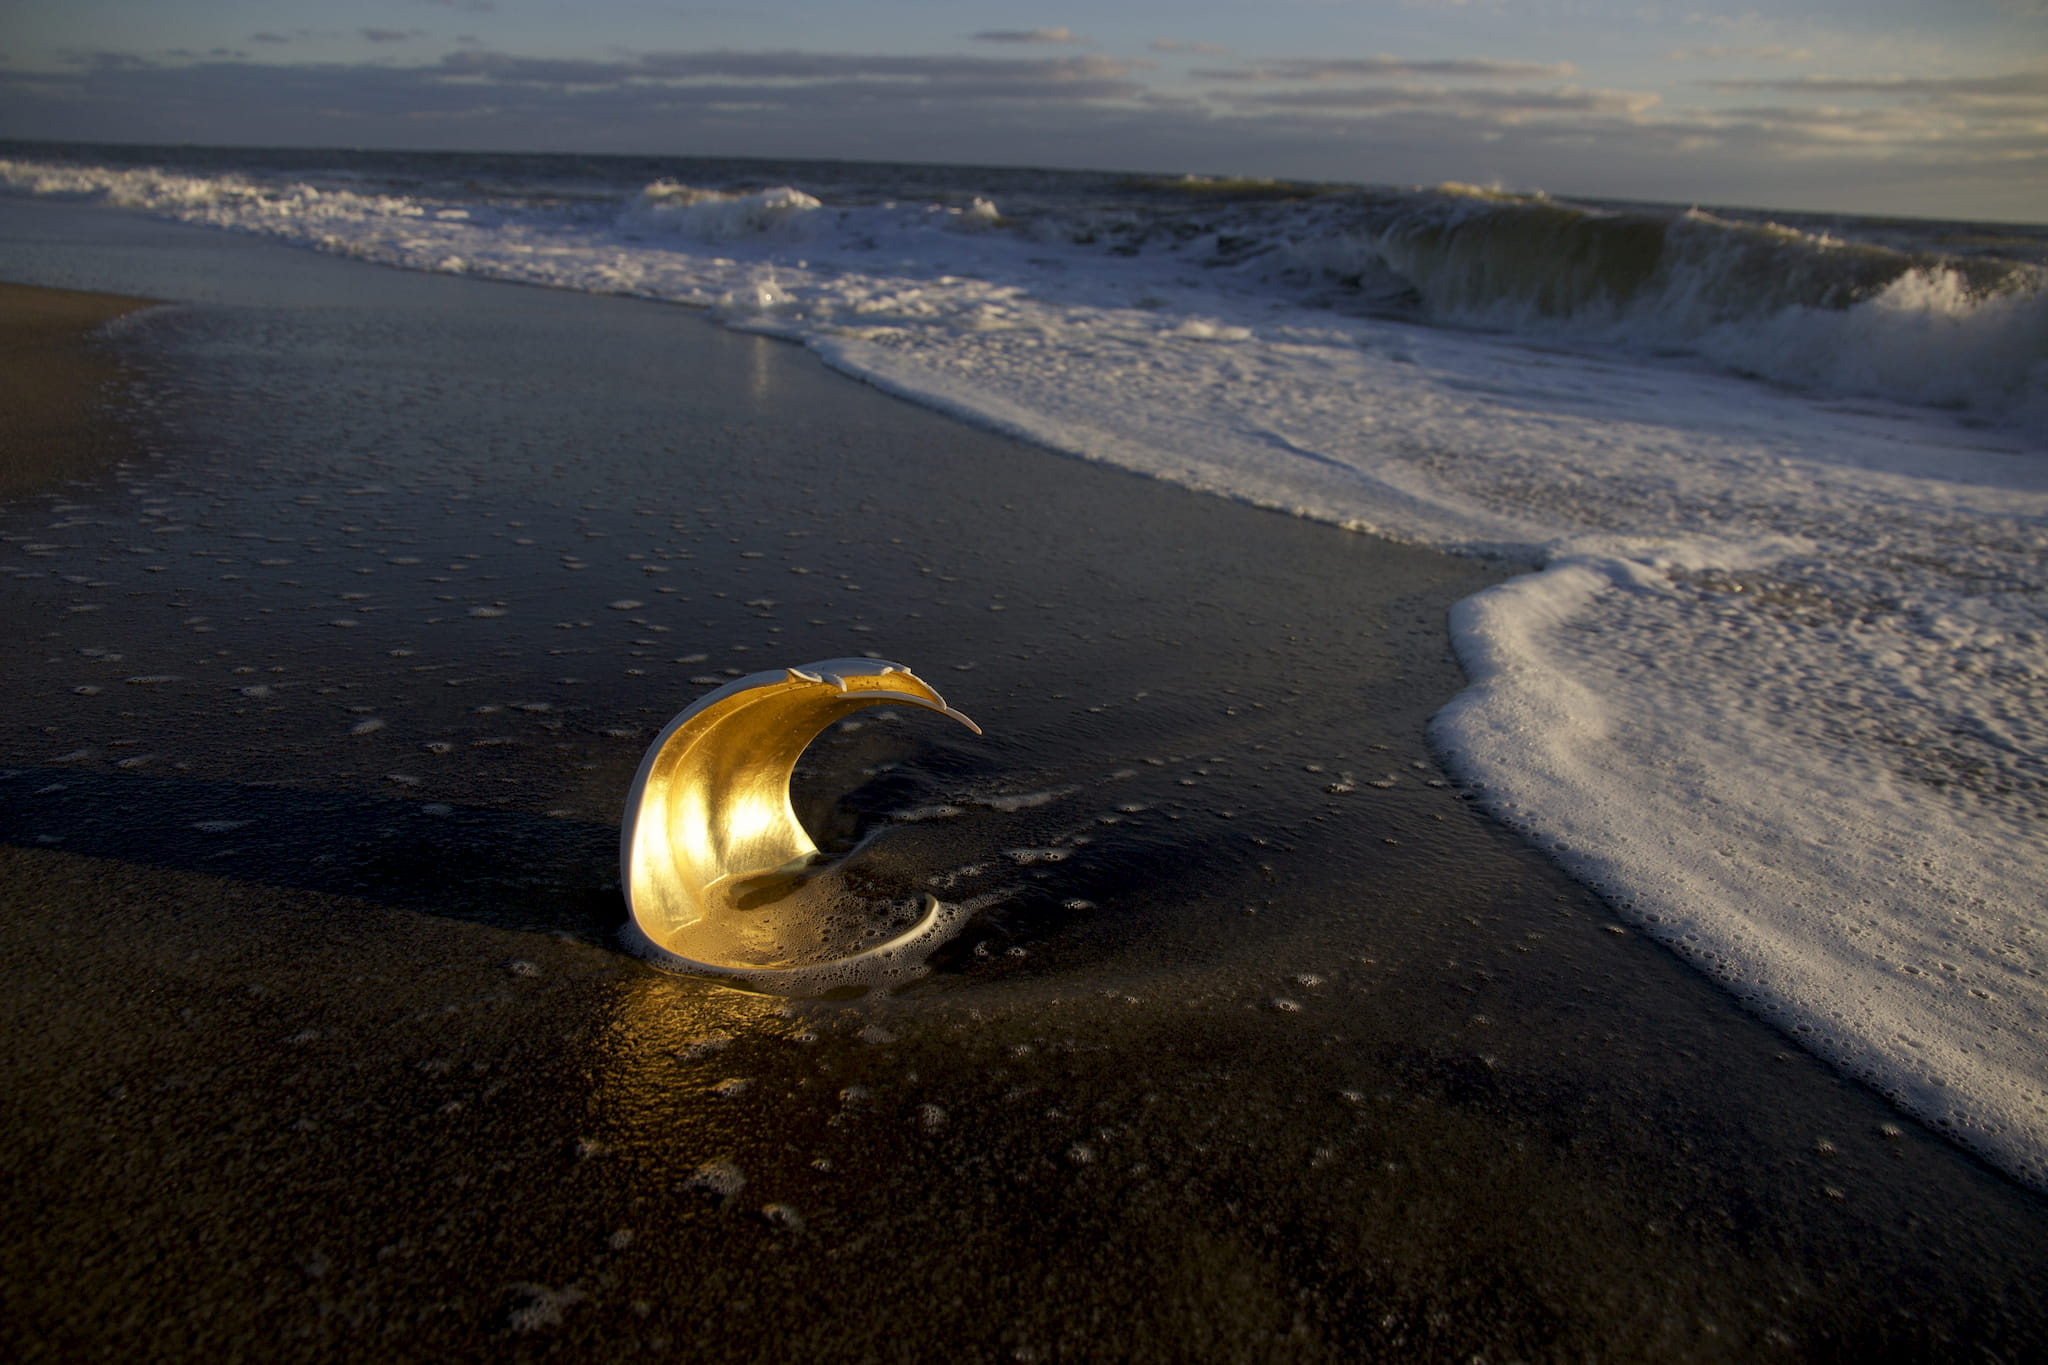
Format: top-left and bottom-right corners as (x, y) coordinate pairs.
(1666, 45), (1814, 62)
(1702, 70), (2048, 99)
(1665, 102), (2048, 165)
(250, 33), (292, 46)
(1151, 40), (1231, 56)
(1195, 57), (1577, 82)
(1222, 85), (1661, 118)
(0, 51), (1158, 155)
(56, 50), (155, 70)
(437, 49), (1143, 86)
(361, 30), (420, 45)
(971, 29), (1081, 45)
(417, 0), (498, 11)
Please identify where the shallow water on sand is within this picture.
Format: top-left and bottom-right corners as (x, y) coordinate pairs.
(2, 202), (2045, 1360)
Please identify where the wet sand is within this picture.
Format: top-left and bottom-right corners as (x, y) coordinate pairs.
(2, 199), (2045, 1361)
(0, 281), (153, 498)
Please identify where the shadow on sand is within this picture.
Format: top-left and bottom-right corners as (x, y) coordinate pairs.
(0, 765), (622, 937)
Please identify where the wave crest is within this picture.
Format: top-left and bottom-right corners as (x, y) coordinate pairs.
(1314, 190), (2047, 417)
(617, 182), (822, 242)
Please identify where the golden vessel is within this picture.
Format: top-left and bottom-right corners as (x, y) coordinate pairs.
(619, 659), (980, 992)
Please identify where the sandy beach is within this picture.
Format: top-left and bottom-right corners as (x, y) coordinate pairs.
(3, 197), (2045, 1360)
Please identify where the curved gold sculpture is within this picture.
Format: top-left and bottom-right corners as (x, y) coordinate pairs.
(620, 659), (980, 992)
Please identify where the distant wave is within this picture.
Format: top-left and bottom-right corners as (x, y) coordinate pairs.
(618, 182), (825, 241)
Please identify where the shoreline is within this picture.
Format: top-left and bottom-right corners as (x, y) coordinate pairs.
(3, 207), (2045, 1360)
(0, 281), (154, 498)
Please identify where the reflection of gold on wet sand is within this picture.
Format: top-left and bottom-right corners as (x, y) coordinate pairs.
(0, 282), (154, 498)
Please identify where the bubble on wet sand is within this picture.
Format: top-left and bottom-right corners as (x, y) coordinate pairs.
(505, 1283), (587, 1334)
(975, 787), (1076, 812)
(686, 1159), (746, 1200)
(893, 804), (964, 822)
(760, 1203), (805, 1231)
(1005, 848), (1070, 865)
(675, 1032), (734, 1060)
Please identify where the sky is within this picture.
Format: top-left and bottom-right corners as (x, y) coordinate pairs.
(1, 1), (2043, 222)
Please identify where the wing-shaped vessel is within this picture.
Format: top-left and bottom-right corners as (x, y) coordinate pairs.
(619, 658), (980, 992)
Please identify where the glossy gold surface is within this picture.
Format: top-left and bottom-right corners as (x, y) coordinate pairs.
(619, 659), (980, 991)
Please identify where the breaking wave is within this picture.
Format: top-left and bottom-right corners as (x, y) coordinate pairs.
(1369, 189), (2046, 417)
(1121, 180), (2048, 421)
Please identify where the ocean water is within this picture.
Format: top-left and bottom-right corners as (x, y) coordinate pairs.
(2, 141), (2044, 1187)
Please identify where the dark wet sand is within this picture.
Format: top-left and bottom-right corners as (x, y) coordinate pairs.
(0, 281), (153, 498)
(2, 200), (2044, 1361)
